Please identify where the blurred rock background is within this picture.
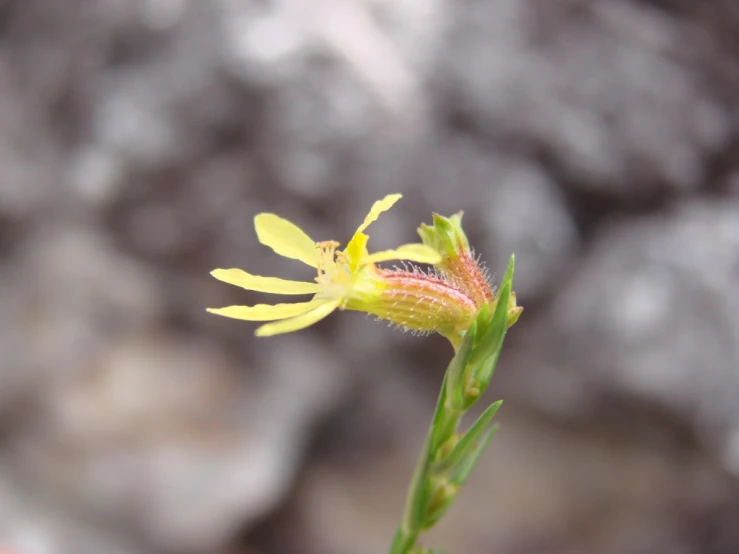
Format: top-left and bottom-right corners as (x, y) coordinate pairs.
(0, 0), (738, 553)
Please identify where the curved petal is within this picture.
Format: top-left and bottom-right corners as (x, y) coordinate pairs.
(255, 213), (319, 268)
(207, 299), (328, 321)
(345, 231), (369, 270)
(364, 243), (442, 265)
(255, 300), (340, 336)
(355, 193), (402, 234)
(211, 268), (320, 295)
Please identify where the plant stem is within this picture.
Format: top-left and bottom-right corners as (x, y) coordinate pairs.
(388, 255), (518, 554)
(389, 376), (464, 554)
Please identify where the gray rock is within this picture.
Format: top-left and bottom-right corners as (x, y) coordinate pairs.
(441, 0), (732, 198)
(481, 158), (579, 300)
(505, 199), (739, 465)
(220, 0), (445, 201)
(0, 467), (149, 554)
(7, 330), (350, 552)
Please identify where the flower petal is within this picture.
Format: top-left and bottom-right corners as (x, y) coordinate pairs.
(364, 243), (443, 264)
(210, 268), (321, 295)
(207, 299), (328, 321)
(255, 300), (340, 336)
(345, 231), (369, 270)
(254, 213), (319, 268)
(355, 193), (402, 234)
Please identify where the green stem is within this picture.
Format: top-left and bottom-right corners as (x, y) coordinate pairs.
(432, 408), (462, 456)
(389, 373), (466, 554)
(388, 255), (517, 554)
(389, 527), (419, 554)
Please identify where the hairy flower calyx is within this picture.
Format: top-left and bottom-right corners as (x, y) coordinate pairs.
(366, 269), (477, 334)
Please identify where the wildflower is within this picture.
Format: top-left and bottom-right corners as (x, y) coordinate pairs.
(418, 212), (522, 328)
(208, 194), (479, 337)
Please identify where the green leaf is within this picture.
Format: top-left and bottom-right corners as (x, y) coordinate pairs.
(460, 256), (514, 407)
(421, 479), (460, 530)
(431, 400), (502, 475)
(502, 253), (515, 286)
(471, 255), (514, 366)
(451, 424), (499, 487)
(422, 423), (500, 530)
(405, 375), (448, 531)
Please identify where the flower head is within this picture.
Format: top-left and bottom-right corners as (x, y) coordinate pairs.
(208, 194), (479, 337)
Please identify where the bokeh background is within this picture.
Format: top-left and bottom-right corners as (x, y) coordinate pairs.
(1, 1), (739, 553)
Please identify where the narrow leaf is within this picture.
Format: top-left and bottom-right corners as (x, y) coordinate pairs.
(451, 424), (499, 488)
(421, 480), (460, 530)
(472, 281), (510, 366)
(404, 373), (450, 531)
(431, 400), (502, 475)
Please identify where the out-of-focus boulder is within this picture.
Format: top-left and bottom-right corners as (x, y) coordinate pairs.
(440, 0), (732, 199)
(503, 199), (739, 467)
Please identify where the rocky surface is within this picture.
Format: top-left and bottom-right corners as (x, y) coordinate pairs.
(0, 0), (738, 553)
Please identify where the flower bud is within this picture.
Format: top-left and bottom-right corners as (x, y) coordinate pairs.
(417, 212), (470, 260)
(418, 212), (494, 309)
(507, 291), (523, 328)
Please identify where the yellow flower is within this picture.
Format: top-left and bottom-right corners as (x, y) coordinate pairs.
(208, 194), (449, 337)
